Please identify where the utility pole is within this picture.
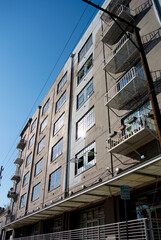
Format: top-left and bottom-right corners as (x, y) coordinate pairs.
(82, 0), (161, 144)
(0, 166), (4, 186)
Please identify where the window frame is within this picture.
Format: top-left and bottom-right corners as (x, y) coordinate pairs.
(31, 119), (37, 132)
(32, 183), (40, 201)
(37, 136), (45, 154)
(48, 167), (61, 192)
(42, 98), (50, 115)
(28, 135), (35, 149)
(26, 152), (32, 166)
(20, 193), (27, 209)
(77, 78), (94, 109)
(76, 107), (95, 139)
(55, 91), (66, 113)
(23, 171), (29, 187)
(78, 35), (93, 63)
(40, 116), (48, 133)
(54, 113), (65, 135)
(35, 158), (43, 176)
(77, 54), (93, 85)
(51, 138), (63, 162)
(57, 72), (67, 94)
(75, 142), (96, 175)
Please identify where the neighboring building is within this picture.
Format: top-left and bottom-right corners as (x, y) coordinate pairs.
(1, 0), (161, 239)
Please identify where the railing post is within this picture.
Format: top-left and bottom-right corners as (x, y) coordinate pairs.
(118, 222), (121, 240)
(143, 218), (148, 240)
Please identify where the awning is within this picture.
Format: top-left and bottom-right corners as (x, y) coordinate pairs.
(5, 154), (161, 229)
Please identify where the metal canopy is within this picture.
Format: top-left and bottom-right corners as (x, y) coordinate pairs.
(5, 154), (161, 229)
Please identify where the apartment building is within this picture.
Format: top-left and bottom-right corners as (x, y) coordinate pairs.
(1, 0), (161, 239)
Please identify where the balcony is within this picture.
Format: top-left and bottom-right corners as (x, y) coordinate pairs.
(17, 139), (26, 150)
(108, 115), (157, 155)
(14, 157), (23, 166)
(7, 190), (17, 199)
(11, 172), (20, 182)
(101, 0), (124, 22)
(105, 66), (147, 109)
(102, 5), (133, 45)
(104, 32), (139, 74)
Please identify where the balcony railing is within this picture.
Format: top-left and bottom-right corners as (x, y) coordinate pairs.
(102, 5), (133, 45)
(11, 172), (20, 182)
(7, 190), (17, 199)
(14, 218), (161, 240)
(105, 66), (146, 109)
(101, 0), (124, 22)
(104, 32), (138, 73)
(108, 115), (157, 155)
(14, 157), (23, 166)
(17, 139), (26, 150)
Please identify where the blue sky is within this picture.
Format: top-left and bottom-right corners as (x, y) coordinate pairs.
(0, 0), (105, 208)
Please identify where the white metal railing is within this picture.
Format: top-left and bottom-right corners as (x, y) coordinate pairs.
(116, 4), (131, 17)
(14, 218), (149, 240)
(105, 65), (145, 103)
(108, 115), (156, 149)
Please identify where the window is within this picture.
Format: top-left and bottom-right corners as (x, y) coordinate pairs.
(20, 193), (26, 208)
(75, 142), (96, 175)
(42, 99), (50, 115)
(54, 113), (65, 135)
(77, 54), (93, 84)
(56, 91), (66, 112)
(31, 119), (37, 132)
(29, 135), (35, 149)
(76, 107), (95, 139)
(77, 78), (94, 109)
(40, 116), (48, 133)
(26, 152), (32, 166)
(78, 35), (93, 62)
(35, 158), (43, 176)
(153, 0), (161, 24)
(57, 72), (67, 93)
(23, 172), (29, 186)
(48, 168), (61, 191)
(123, 101), (152, 134)
(51, 138), (63, 161)
(37, 136), (45, 154)
(32, 183), (40, 201)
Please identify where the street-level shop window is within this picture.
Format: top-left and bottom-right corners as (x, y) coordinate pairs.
(77, 54), (93, 85)
(42, 98), (50, 115)
(51, 138), (63, 161)
(48, 167), (61, 191)
(40, 116), (48, 133)
(54, 113), (65, 135)
(57, 72), (67, 93)
(23, 172), (29, 186)
(35, 158), (43, 176)
(55, 91), (66, 112)
(31, 118), (37, 132)
(26, 152), (32, 166)
(19, 193), (27, 208)
(76, 107), (95, 139)
(77, 78), (94, 109)
(32, 183), (40, 201)
(37, 136), (45, 154)
(75, 142), (96, 175)
(78, 35), (93, 63)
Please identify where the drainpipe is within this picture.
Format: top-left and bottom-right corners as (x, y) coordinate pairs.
(64, 53), (75, 198)
(25, 106), (41, 214)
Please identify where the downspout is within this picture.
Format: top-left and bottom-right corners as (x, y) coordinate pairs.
(101, 22), (117, 222)
(25, 106), (41, 214)
(64, 53), (75, 198)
